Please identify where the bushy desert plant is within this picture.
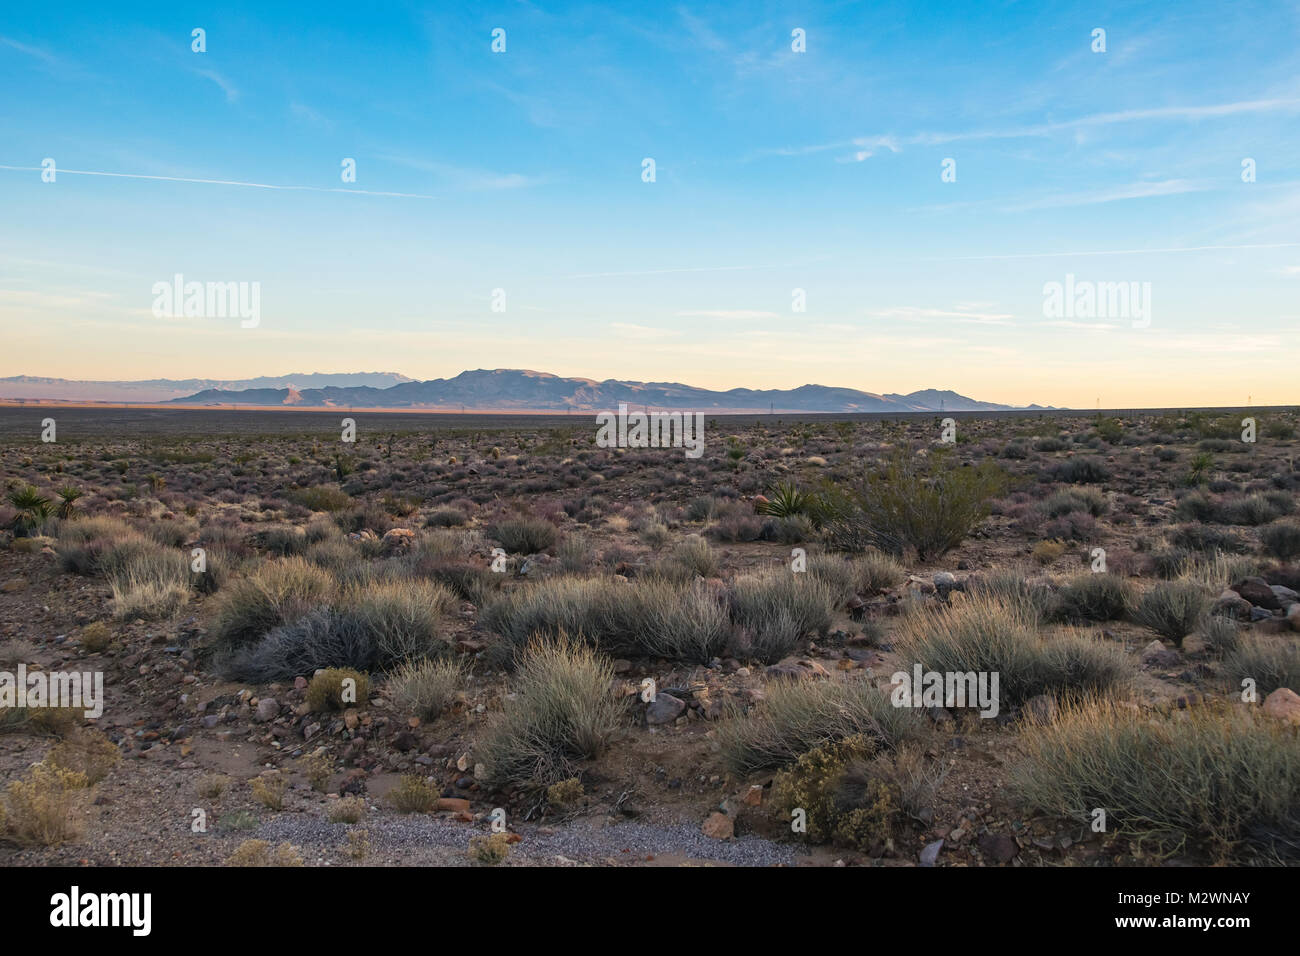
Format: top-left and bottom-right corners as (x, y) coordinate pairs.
(821, 450), (1005, 559)
(478, 636), (623, 788)
(1131, 581), (1210, 645)
(387, 658), (463, 719)
(1014, 700), (1300, 861)
(1050, 573), (1134, 623)
(717, 678), (926, 774)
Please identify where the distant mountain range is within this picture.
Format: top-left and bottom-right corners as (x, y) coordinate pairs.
(0, 369), (1047, 412)
(164, 368), (1040, 412)
(0, 372), (414, 403)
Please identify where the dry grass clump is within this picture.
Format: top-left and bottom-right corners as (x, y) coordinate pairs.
(717, 677), (926, 774)
(2, 762), (90, 846)
(966, 566), (1056, 623)
(546, 777), (585, 808)
(250, 774), (287, 810)
(196, 774), (231, 799)
(45, 729), (120, 784)
(346, 579), (455, 661)
(328, 795), (366, 824)
(305, 668), (370, 712)
(227, 839), (304, 866)
(388, 774), (438, 813)
(728, 570), (837, 664)
(478, 636), (623, 788)
(1222, 637), (1300, 697)
(299, 750), (334, 792)
(893, 595), (1130, 707)
(469, 831), (512, 864)
(107, 546), (191, 620)
(387, 658), (464, 720)
(1013, 700), (1300, 862)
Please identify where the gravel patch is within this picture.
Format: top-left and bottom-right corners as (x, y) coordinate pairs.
(259, 814), (801, 866)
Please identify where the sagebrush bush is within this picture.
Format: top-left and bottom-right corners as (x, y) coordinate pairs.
(478, 636), (623, 788)
(821, 450), (1005, 559)
(1131, 581), (1209, 645)
(210, 558), (333, 650)
(728, 570), (836, 664)
(1014, 700), (1300, 861)
(894, 595), (1130, 706)
(46, 729), (120, 785)
(491, 516), (558, 554)
(1261, 520), (1300, 560)
(1051, 573), (1134, 623)
(772, 734), (900, 850)
(481, 575), (730, 663)
(1222, 638), (1300, 697)
(227, 839), (304, 866)
(717, 678), (926, 774)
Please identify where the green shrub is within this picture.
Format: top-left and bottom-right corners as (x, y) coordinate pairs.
(821, 450), (1006, 559)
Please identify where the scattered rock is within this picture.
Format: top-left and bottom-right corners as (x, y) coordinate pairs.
(1232, 577), (1282, 611)
(1140, 640), (1180, 668)
(919, 839), (944, 867)
(646, 693), (686, 725)
(701, 812), (734, 840)
(1262, 688), (1300, 725)
(978, 832), (1019, 864)
(254, 698), (279, 723)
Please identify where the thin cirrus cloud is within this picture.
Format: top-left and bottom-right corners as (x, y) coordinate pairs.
(674, 309), (780, 319)
(775, 97), (1300, 163)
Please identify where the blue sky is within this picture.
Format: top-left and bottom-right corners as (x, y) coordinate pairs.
(2, 0), (1299, 407)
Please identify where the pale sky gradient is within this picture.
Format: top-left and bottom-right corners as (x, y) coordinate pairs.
(3, 1), (1300, 408)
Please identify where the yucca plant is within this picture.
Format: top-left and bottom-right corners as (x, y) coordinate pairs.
(55, 486), (84, 521)
(6, 485), (54, 536)
(757, 481), (817, 520)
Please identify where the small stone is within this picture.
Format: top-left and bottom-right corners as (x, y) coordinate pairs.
(701, 812), (734, 840)
(436, 797), (471, 813)
(1140, 640), (1180, 668)
(919, 839), (944, 867)
(978, 832), (1019, 864)
(254, 698), (279, 723)
(743, 784), (763, 807)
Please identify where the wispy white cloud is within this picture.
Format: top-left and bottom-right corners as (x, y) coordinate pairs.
(194, 68), (239, 103)
(674, 309), (780, 319)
